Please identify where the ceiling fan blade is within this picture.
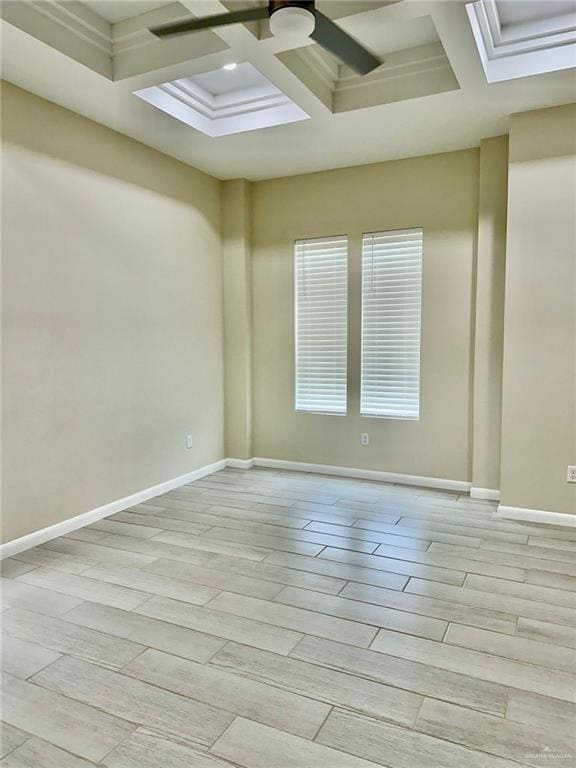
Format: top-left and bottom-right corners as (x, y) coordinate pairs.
(150, 7), (269, 38)
(311, 10), (380, 75)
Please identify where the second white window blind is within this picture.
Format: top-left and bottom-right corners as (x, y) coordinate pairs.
(295, 235), (348, 414)
(360, 228), (423, 420)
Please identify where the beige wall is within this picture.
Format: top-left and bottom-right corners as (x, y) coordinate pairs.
(472, 136), (509, 493)
(500, 104), (576, 515)
(251, 150), (480, 481)
(1, 83), (224, 543)
(222, 179), (253, 460)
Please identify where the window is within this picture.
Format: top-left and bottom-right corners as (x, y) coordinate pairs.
(360, 228), (423, 420)
(295, 235), (348, 414)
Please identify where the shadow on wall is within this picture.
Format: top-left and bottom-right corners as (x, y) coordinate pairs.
(0, 81), (220, 217)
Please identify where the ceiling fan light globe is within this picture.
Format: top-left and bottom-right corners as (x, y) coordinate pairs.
(269, 6), (315, 39)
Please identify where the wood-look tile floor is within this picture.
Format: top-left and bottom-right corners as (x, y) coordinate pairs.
(1, 468), (575, 767)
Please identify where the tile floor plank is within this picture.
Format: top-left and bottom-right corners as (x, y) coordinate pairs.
(134, 595), (303, 655)
(202, 523), (378, 554)
(210, 641), (424, 727)
(122, 647), (330, 738)
(6, 548), (94, 575)
(63, 528), (110, 543)
(0, 722), (30, 760)
(430, 541), (576, 577)
(1, 578), (83, 617)
(316, 708), (522, 768)
(2, 608), (145, 669)
(88, 520), (163, 539)
(31, 656), (234, 749)
(352, 519), (485, 547)
(317, 547), (468, 585)
(193, 552), (348, 595)
(416, 697), (575, 767)
(465, 573), (576, 609)
(80, 564), (220, 605)
(210, 717), (382, 768)
(119, 506), (308, 532)
(391, 517), (530, 544)
(263, 550), (409, 591)
(206, 591), (378, 648)
(307, 521), (433, 550)
(40, 539), (158, 568)
(527, 536), (576, 552)
(102, 728), (235, 768)
(371, 628), (576, 702)
(274, 586), (448, 641)
(1, 672), (134, 762)
(141, 557), (286, 599)
(111, 511), (211, 536)
(507, 690), (576, 736)
(526, 570), (576, 592)
(0, 736), (96, 767)
(516, 617), (576, 649)
(63, 601), (226, 663)
(16, 568), (150, 611)
(373, 543), (526, 581)
(340, 581), (516, 634)
(198, 527), (331, 556)
(0, 635), (61, 679)
(406, 578), (576, 627)
(444, 623), (576, 673)
(148, 530), (272, 561)
(0, 560), (37, 580)
(290, 635), (509, 716)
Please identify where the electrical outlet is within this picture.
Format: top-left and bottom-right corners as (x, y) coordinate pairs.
(567, 466), (576, 483)
(186, 434), (193, 449)
(361, 433), (369, 446)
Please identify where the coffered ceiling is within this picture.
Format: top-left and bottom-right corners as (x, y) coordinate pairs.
(1, 0), (575, 180)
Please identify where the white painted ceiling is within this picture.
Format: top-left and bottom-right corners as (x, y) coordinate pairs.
(83, 1), (173, 23)
(496, 0), (574, 26)
(192, 62), (271, 95)
(1, 0), (575, 180)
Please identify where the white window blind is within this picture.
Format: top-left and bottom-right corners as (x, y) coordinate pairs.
(295, 235), (348, 414)
(360, 228), (423, 420)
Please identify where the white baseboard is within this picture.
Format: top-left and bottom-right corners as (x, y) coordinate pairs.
(252, 457), (471, 492)
(0, 459), (226, 560)
(496, 504), (576, 527)
(470, 487), (500, 501)
(226, 458), (255, 470)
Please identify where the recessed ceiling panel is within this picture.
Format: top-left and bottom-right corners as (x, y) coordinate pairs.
(466, 0), (576, 82)
(133, 62), (310, 137)
(278, 15), (459, 113)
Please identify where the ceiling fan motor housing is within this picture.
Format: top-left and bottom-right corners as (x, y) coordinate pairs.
(269, 0), (316, 38)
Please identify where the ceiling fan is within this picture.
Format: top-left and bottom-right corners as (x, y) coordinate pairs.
(149, 0), (382, 75)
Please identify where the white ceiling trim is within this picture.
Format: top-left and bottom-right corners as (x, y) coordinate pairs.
(1, 0), (113, 76)
(280, 39), (458, 113)
(29, 0), (112, 53)
(466, 0), (576, 82)
(134, 64), (310, 137)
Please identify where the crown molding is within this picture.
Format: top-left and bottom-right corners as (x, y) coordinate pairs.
(1, 0), (113, 76)
(280, 40), (459, 114)
(0, 0), (227, 81)
(134, 63), (309, 137)
(466, 0), (576, 82)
